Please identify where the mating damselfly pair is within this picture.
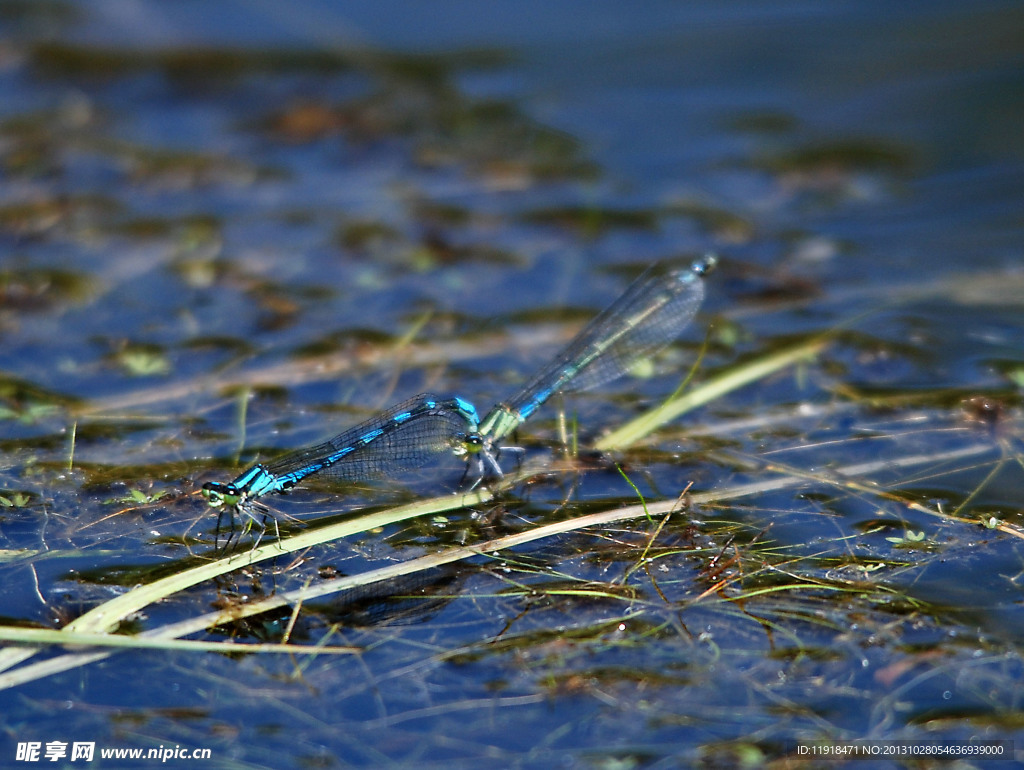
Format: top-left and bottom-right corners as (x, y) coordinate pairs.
(202, 255), (717, 524)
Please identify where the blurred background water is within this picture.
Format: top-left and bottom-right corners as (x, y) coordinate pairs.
(1, 1), (1023, 767)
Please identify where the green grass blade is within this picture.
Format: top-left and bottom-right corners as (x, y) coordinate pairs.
(0, 626), (357, 655)
(67, 489), (494, 636)
(596, 335), (828, 451)
(0, 488), (493, 676)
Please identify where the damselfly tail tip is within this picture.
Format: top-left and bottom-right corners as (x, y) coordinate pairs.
(692, 252), (719, 277)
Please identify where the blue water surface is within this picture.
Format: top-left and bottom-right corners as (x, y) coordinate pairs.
(0, 1), (1023, 767)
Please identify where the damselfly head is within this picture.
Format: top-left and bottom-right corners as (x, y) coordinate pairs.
(201, 481), (241, 508)
(451, 432), (485, 457)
